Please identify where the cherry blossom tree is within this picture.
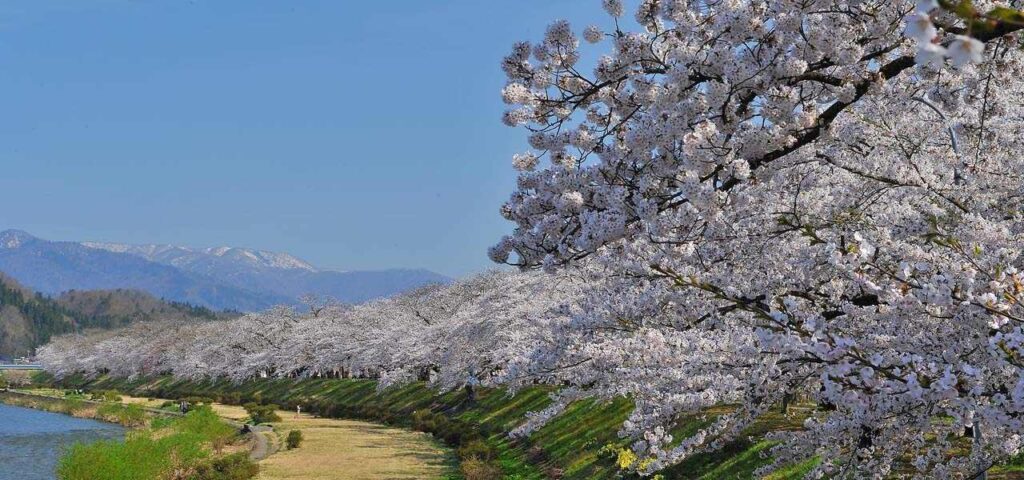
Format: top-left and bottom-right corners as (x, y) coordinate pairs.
(371, 270), (588, 398)
(36, 269), (580, 400)
(490, 0), (1024, 477)
(36, 1), (1024, 477)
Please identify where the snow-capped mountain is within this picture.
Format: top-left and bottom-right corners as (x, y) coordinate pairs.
(0, 230), (450, 311)
(82, 242), (318, 273)
(0, 230), (282, 311)
(1, 229), (33, 249)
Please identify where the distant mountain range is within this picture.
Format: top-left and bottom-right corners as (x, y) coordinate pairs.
(0, 230), (450, 311)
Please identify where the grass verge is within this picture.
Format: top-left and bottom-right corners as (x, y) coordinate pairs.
(57, 405), (257, 480)
(44, 374), (828, 479)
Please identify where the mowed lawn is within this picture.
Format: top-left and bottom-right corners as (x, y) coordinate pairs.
(120, 395), (453, 479)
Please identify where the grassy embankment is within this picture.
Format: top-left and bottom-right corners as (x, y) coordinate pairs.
(46, 373), (830, 479)
(0, 388), (160, 427)
(3, 376), (456, 480)
(47, 374), (1024, 480)
(0, 379), (259, 480)
(119, 393), (455, 480)
(56, 405), (258, 480)
(20, 369), (1024, 479)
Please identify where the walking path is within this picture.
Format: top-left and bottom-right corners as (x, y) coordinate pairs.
(247, 426), (275, 461)
(119, 395), (452, 479)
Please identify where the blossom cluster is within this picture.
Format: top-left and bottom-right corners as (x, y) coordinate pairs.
(491, 0), (1024, 477)
(906, 0), (986, 68)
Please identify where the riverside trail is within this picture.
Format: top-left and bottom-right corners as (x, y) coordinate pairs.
(119, 395), (453, 479)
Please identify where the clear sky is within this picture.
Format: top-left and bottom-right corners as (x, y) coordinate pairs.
(0, 0), (612, 277)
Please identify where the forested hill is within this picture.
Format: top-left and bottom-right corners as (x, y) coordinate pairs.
(0, 272), (76, 359)
(56, 289), (236, 328)
(0, 272), (235, 359)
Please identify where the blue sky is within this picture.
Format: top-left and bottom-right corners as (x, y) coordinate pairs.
(0, 0), (613, 277)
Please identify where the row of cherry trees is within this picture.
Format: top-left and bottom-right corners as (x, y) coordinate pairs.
(36, 0), (1024, 477)
(487, 0), (1024, 477)
(37, 269), (586, 394)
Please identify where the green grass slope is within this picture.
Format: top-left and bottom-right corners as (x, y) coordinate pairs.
(45, 374), (831, 479)
(35, 373), (1024, 479)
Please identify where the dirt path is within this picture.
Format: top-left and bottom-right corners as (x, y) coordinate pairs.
(248, 428), (274, 461)
(119, 395), (452, 479)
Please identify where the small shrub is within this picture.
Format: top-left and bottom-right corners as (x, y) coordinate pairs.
(120, 404), (147, 427)
(528, 445), (549, 464)
(411, 409), (437, 431)
(57, 430), (208, 480)
(460, 457), (503, 480)
(242, 402), (280, 424)
(457, 439), (495, 462)
(96, 403), (146, 427)
(177, 406), (236, 453)
(189, 452), (259, 480)
(285, 430), (303, 449)
(241, 392), (263, 405)
(151, 416), (176, 429)
(441, 423), (477, 446)
(62, 398), (86, 415)
(90, 390), (122, 403)
(30, 370), (53, 386)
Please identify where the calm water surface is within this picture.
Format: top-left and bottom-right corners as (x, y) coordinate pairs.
(0, 403), (124, 480)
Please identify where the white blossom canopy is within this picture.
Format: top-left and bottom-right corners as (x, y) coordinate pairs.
(34, 1), (1024, 477)
(488, 0), (1024, 477)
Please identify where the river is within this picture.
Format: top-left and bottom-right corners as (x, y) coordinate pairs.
(0, 403), (124, 480)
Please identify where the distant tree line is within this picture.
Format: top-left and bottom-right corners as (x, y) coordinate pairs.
(0, 280), (78, 350)
(0, 280), (232, 357)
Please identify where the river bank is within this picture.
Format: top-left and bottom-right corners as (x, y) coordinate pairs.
(47, 373), (1024, 480)
(4, 386), (457, 480)
(119, 393), (455, 480)
(0, 403), (124, 480)
(54, 374), (533, 478)
(0, 389), (161, 427)
(0, 388), (261, 480)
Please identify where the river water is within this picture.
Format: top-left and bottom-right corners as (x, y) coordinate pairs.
(0, 403), (124, 480)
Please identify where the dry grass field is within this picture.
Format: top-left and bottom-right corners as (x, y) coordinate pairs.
(257, 413), (450, 480)
(120, 394), (452, 479)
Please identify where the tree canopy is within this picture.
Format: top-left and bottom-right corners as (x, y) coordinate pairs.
(38, 1), (1024, 477)
(489, 0), (1024, 476)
